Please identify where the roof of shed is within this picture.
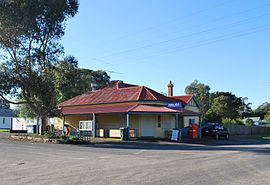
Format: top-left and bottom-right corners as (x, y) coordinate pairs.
(0, 108), (17, 117)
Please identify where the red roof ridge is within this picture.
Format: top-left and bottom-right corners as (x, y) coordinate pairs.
(144, 86), (158, 100)
(127, 104), (139, 112)
(136, 86), (144, 100)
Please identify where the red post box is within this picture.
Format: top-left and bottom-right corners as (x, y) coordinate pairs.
(188, 124), (199, 139)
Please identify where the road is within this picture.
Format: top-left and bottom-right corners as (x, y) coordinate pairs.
(0, 138), (270, 185)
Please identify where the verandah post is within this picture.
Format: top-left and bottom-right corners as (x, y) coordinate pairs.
(92, 113), (96, 138)
(127, 113), (130, 140)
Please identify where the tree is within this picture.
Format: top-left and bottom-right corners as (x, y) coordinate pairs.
(185, 80), (211, 113)
(0, 98), (10, 109)
(209, 92), (249, 120)
(253, 102), (270, 117)
(205, 108), (221, 123)
(245, 118), (255, 126)
(0, 0), (79, 133)
(17, 56), (110, 118)
(265, 114), (270, 124)
(54, 56), (110, 104)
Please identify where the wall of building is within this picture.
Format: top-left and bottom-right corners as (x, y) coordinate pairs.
(183, 116), (200, 127)
(59, 113), (177, 138)
(60, 115), (92, 132)
(0, 117), (12, 129)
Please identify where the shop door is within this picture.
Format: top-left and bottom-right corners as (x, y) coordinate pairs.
(140, 115), (155, 137)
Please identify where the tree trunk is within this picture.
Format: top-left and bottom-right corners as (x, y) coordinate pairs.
(41, 115), (48, 134)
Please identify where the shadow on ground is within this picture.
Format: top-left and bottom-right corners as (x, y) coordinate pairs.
(79, 138), (270, 155)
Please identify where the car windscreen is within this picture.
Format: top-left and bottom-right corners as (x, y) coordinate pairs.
(214, 125), (224, 130)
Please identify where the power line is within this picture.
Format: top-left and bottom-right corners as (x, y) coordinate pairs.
(132, 24), (270, 61)
(98, 13), (270, 59)
(104, 0), (236, 43)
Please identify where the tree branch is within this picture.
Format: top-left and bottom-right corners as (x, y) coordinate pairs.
(0, 94), (28, 104)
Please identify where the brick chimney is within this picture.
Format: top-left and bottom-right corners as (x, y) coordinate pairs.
(110, 80), (123, 88)
(168, 81), (173, 96)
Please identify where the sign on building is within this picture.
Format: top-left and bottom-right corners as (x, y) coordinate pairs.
(79, 121), (93, 131)
(167, 102), (182, 109)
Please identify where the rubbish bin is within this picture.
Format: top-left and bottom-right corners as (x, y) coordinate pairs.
(120, 127), (129, 141)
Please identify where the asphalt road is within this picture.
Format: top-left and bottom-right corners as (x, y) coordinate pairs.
(0, 138), (270, 185)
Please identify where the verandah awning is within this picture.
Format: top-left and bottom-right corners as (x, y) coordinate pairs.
(61, 104), (201, 115)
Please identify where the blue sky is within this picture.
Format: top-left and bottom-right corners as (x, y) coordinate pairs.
(61, 0), (270, 109)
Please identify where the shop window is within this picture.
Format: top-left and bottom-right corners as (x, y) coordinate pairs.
(3, 118), (5, 124)
(157, 115), (161, 128)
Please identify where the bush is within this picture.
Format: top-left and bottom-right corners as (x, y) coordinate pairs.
(245, 118), (255, 126)
(222, 118), (244, 125)
(44, 132), (57, 139)
(59, 135), (68, 140)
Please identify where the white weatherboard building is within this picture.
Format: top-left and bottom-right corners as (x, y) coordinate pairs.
(0, 108), (16, 129)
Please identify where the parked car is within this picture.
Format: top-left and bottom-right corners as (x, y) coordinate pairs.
(202, 123), (229, 140)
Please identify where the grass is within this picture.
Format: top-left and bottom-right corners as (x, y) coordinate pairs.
(0, 129), (10, 133)
(232, 134), (270, 140)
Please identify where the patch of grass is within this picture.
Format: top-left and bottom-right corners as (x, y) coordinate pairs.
(0, 129), (10, 133)
(232, 135), (270, 140)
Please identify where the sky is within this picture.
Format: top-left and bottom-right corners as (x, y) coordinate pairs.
(61, 0), (270, 109)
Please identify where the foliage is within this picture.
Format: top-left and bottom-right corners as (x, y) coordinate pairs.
(69, 136), (81, 141)
(208, 92), (250, 122)
(44, 131), (57, 139)
(205, 109), (221, 123)
(59, 135), (68, 140)
(253, 102), (270, 116)
(245, 118), (255, 126)
(16, 56), (110, 117)
(0, 99), (10, 109)
(54, 56), (110, 104)
(0, 0), (79, 133)
(185, 80), (211, 113)
(265, 114), (270, 124)
(222, 118), (244, 125)
(185, 80), (251, 123)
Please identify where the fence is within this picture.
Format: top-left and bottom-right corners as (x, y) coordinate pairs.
(224, 124), (270, 135)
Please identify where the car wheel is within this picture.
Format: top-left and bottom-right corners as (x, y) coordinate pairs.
(215, 134), (219, 140)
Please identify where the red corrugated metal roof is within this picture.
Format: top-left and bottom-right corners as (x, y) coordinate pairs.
(171, 94), (193, 104)
(178, 108), (202, 115)
(61, 103), (201, 115)
(58, 81), (175, 107)
(130, 104), (178, 113)
(61, 104), (137, 115)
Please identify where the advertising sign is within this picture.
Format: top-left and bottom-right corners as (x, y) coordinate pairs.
(167, 102), (182, 109)
(79, 121), (93, 131)
(171, 129), (179, 141)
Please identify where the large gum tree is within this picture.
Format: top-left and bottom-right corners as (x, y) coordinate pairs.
(0, 0), (79, 133)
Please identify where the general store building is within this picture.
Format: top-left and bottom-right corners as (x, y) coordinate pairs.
(58, 80), (202, 138)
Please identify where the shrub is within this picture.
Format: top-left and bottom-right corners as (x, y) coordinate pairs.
(59, 135), (68, 140)
(245, 118), (255, 126)
(222, 118), (244, 125)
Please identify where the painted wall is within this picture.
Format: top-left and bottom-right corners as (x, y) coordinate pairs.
(60, 115), (92, 132)
(0, 117), (12, 129)
(183, 116), (200, 127)
(59, 113), (177, 138)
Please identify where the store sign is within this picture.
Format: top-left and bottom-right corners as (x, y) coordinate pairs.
(167, 102), (182, 109)
(171, 129), (179, 141)
(79, 121), (93, 131)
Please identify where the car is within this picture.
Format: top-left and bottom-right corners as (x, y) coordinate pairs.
(202, 123), (229, 140)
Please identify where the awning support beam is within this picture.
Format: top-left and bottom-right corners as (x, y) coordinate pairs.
(62, 115), (65, 135)
(92, 113), (96, 138)
(127, 113), (130, 140)
(175, 113), (179, 129)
